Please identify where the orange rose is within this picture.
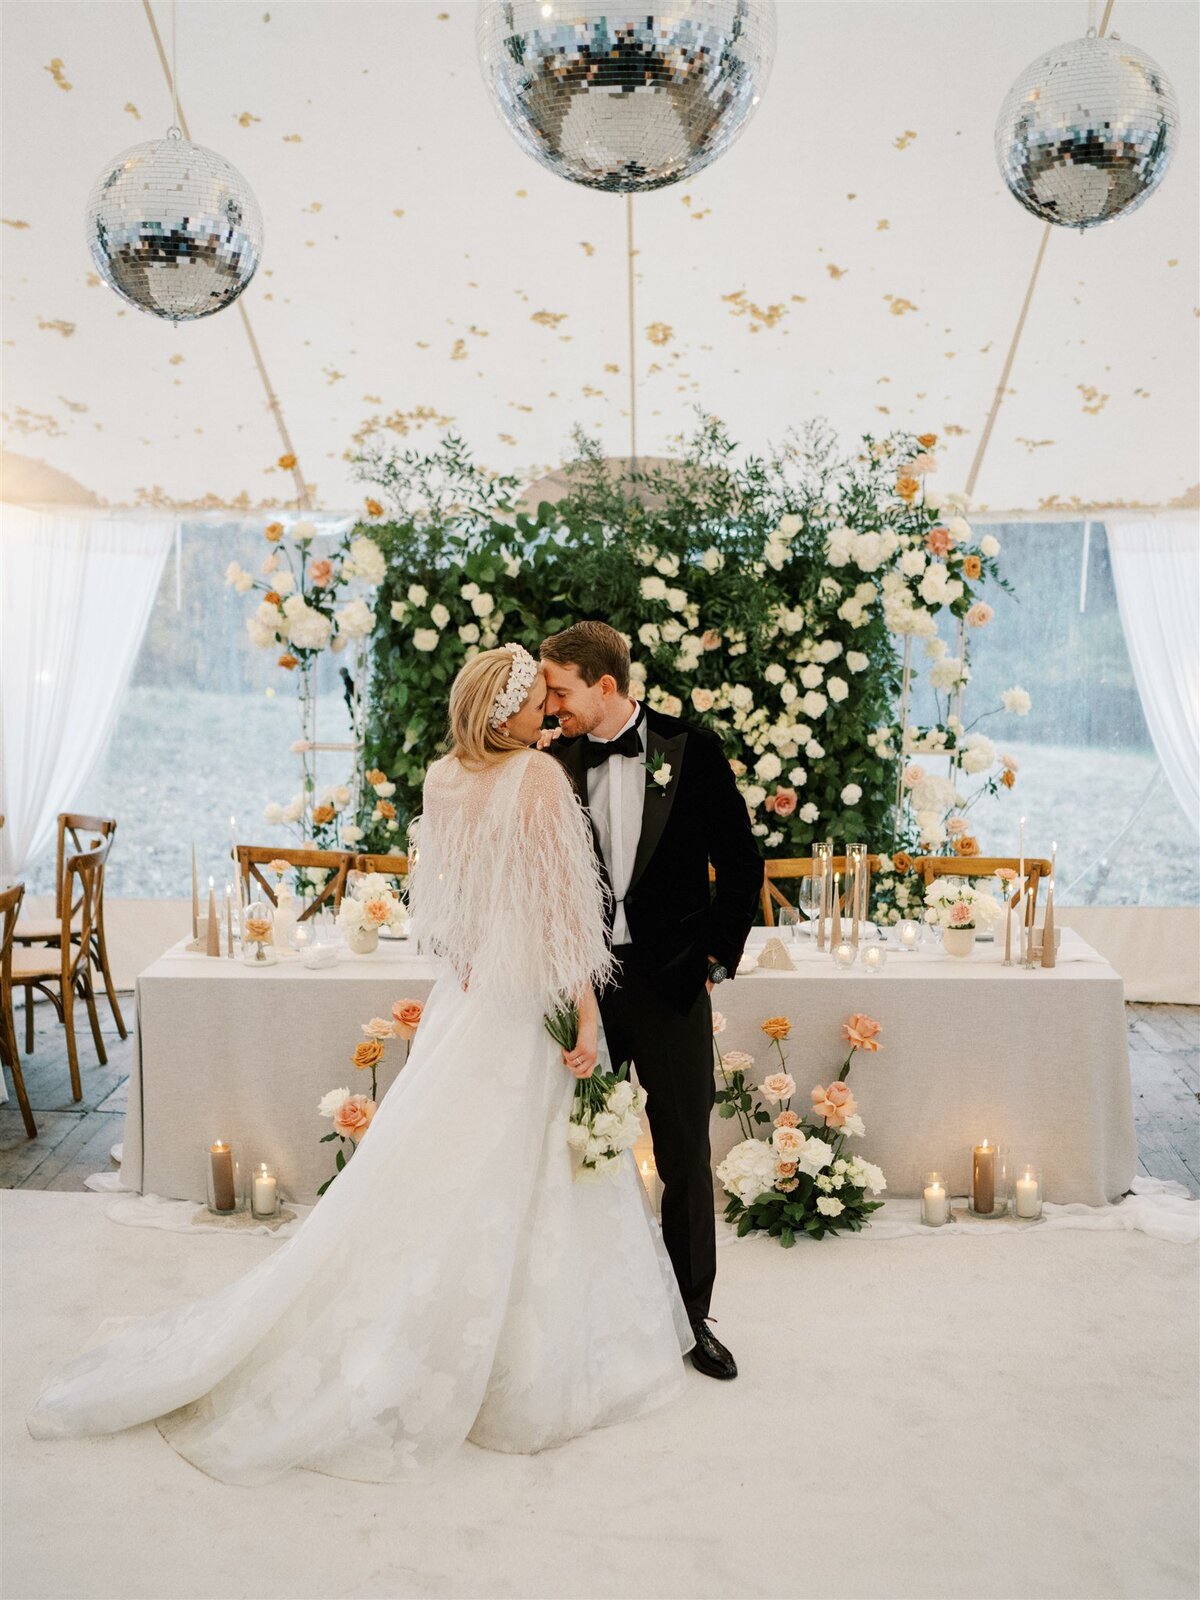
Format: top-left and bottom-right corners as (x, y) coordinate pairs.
(277, 453), (297, 471)
(265, 521), (284, 542)
(761, 1016), (792, 1042)
(962, 554), (982, 580)
(365, 497), (384, 518)
(1000, 768), (1017, 789)
(308, 558), (334, 589)
(376, 799), (397, 821)
(366, 768), (388, 785)
(892, 851), (914, 875)
(810, 1080), (858, 1128)
(277, 654), (298, 671)
(927, 526), (953, 557)
(264, 590), (282, 605)
(311, 804), (335, 825)
(352, 1040), (386, 1072)
(954, 835), (980, 857)
(895, 474), (920, 503)
(391, 998), (424, 1039)
(333, 1094), (375, 1141)
(917, 432), (938, 449)
(843, 1013), (882, 1051)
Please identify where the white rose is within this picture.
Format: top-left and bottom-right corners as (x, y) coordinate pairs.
(471, 593), (494, 618)
(806, 739), (825, 761)
(317, 1087), (351, 1119)
(638, 622), (661, 649)
(640, 576), (669, 602)
(764, 663), (786, 685)
(460, 581), (480, 600)
(840, 1114), (866, 1139)
(755, 752), (783, 782)
(980, 535), (1000, 557)
(430, 603), (450, 629)
(665, 587), (687, 611)
(799, 802), (819, 823)
(660, 618), (685, 643)
(407, 584), (428, 606)
(263, 802), (284, 824)
(1002, 686), (1032, 716)
(271, 570), (294, 597)
(340, 824), (365, 845)
(846, 652), (869, 673)
(858, 1160), (886, 1194)
(389, 600), (409, 623)
(654, 553), (680, 577)
(691, 687), (715, 713)
(458, 622), (480, 644)
(788, 767), (807, 786)
(827, 677), (849, 703)
(802, 691), (828, 719)
(779, 513), (802, 538)
(281, 798), (303, 824)
(291, 520), (316, 543)
(816, 1196), (845, 1217)
(900, 548), (927, 577)
(946, 516), (971, 540)
(841, 783), (862, 806)
(800, 664), (824, 690)
(343, 535), (386, 584)
(655, 694), (683, 718)
(741, 784), (767, 811)
(413, 628), (439, 652)
(780, 682), (798, 705)
(730, 685), (754, 711)
(700, 547), (724, 573)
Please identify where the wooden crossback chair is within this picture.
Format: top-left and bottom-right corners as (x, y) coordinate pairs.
(352, 853), (409, 879)
(0, 884), (36, 1138)
(913, 855), (1052, 914)
(15, 812), (126, 1039)
(235, 846), (353, 920)
(9, 842), (110, 1103)
(760, 856), (882, 927)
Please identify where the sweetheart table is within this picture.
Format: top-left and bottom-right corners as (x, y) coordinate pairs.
(120, 927), (1136, 1209)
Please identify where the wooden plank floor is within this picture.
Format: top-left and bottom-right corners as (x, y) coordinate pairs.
(2, 996), (1198, 1195)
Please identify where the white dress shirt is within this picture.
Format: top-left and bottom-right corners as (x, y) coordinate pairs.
(586, 702), (646, 945)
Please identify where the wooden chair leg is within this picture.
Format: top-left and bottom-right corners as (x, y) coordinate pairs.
(93, 925), (127, 1039)
(80, 966), (107, 1067)
(0, 1013), (38, 1138)
(61, 981), (83, 1101)
(24, 985), (34, 1054)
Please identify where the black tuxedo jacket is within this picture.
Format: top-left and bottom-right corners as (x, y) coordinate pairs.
(550, 706), (763, 1012)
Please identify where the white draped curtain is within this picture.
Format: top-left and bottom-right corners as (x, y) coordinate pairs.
(0, 507), (174, 879)
(1108, 520), (1200, 834)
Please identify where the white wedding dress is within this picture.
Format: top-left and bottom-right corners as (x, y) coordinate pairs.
(26, 749), (693, 1485)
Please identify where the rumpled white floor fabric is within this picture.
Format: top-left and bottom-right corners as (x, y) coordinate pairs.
(25, 978), (693, 1485)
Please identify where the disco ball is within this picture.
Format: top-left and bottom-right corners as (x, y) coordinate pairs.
(477, 0), (776, 193)
(85, 128), (263, 321)
(995, 33), (1178, 230)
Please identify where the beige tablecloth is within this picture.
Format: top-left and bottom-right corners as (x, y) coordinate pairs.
(122, 927), (1136, 1208)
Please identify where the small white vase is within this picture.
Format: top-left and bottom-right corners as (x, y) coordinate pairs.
(942, 926), (976, 959)
(345, 927), (379, 955)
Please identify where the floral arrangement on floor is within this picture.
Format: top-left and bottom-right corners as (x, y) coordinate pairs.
(715, 1013), (887, 1245)
(544, 1001), (647, 1182)
(315, 998), (423, 1194)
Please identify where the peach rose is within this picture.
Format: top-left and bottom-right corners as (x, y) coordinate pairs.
(701, 630), (722, 651)
(954, 835), (980, 857)
(776, 1177), (799, 1193)
(902, 763), (926, 789)
(333, 1093), (375, 1141)
(391, 999), (424, 1039)
(711, 1010), (726, 1035)
(843, 1013), (882, 1051)
(810, 1080), (858, 1127)
(772, 1125), (807, 1160)
(892, 851), (914, 875)
(774, 1110), (800, 1128)
(362, 897), (393, 927)
(771, 787), (798, 819)
(265, 521), (285, 542)
(311, 805), (335, 825)
(1000, 768), (1017, 788)
(278, 654), (298, 671)
(761, 1016), (792, 1042)
(895, 474), (920, 503)
(376, 799), (397, 821)
(949, 901), (973, 925)
(995, 867), (1018, 882)
(277, 454), (297, 471)
(927, 526), (953, 557)
(917, 432), (938, 449)
(269, 858), (291, 876)
(962, 554), (982, 580)
(366, 768), (388, 786)
(946, 816), (969, 836)
(244, 917), (272, 942)
(761, 1072), (796, 1104)
(308, 558), (334, 588)
(719, 1049), (755, 1079)
(364, 497), (384, 517)
(352, 1039), (385, 1072)
(967, 602), (994, 628)
(361, 1017), (396, 1040)
(775, 1161), (798, 1180)
(264, 590), (282, 606)
(910, 452), (937, 475)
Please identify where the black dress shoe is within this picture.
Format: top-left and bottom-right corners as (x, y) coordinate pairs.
(688, 1318), (737, 1380)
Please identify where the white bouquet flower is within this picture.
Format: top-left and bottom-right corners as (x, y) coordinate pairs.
(337, 886), (408, 936)
(543, 1003), (647, 1182)
(923, 876), (1002, 931)
(715, 1139), (779, 1206)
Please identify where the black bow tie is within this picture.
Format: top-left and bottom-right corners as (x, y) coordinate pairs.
(583, 725), (642, 768)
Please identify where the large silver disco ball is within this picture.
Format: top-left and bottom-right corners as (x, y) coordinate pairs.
(995, 33), (1178, 230)
(477, 0), (776, 193)
(85, 128), (263, 321)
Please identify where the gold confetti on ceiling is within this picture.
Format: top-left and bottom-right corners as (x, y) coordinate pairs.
(498, 433), (517, 446)
(876, 219), (890, 231)
(362, 393), (382, 403)
(324, 367), (346, 385)
(604, 362), (620, 373)
(37, 317), (75, 337)
(2, 219), (31, 230)
(509, 402), (533, 412)
(450, 339), (468, 360)
(722, 290), (786, 330)
(2, 405), (63, 437)
(349, 405), (454, 448)
(124, 102), (141, 120)
(646, 322), (673, 346)
(893, 130), (917, 149)
(437, 10), (449, 17)
(530, 310), (567, 329)
(1078, 385), (1109, 415)
(392, 209), (405, 219)
(85, 272), (100, 287)
(884, 295), (918, 315)
(282, 133), (302, 143)
(943, 424), (968, 436)
(58, 395), (88, 413)
(790, 294), (807, 304)
(168, 353), (185, 365)
(44, 59), (72, 92)
(515, 189), (527, 198)
(826, 264), (847, 280)
(580, 241), (595, 256)
(237, 112), (261, 128)
(690, 209), (711, 221)
(1017, 437), (1055, 452)
(582, 384), (603, 397)
(303, 201), (323, 213)
(1167, 258), (1178, 267)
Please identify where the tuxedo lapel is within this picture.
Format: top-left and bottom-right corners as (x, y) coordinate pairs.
(629, 722), (686, 890)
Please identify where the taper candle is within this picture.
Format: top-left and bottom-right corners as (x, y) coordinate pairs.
(1041, 877), (1057, 969)
(191, 844), (199, 940)
(816, 849), (827, 951)
(830, 871), (842, 944)
(206, 877), (220, 957)
(850, 855), (861, 947)
(1018, 818), (1026, 963)
(230, 816), (243, 915)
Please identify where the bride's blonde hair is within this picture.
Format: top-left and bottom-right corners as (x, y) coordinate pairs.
(448, 648), (537, 767)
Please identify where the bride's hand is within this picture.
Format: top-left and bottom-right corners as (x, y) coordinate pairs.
(563, 993), (598, 1078)
(536, 726), (563, 751)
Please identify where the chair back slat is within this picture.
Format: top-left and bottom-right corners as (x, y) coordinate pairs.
(61, 842), (108, 980)
(235, 846), (353, 920)
(0, 883), (25, 988)
(54, 813), (116, 921)
(760, 856), (882, 927)
(353, 854), (409, 878)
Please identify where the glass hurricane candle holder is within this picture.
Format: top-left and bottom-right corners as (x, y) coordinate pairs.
(921, 1170), (951, 1227)
(895, 919), (921, 951)
(1011, 1162), (1043, 1220)
(249, 1160), (280, 1219)
(831, 940), (857, 969)
(860, 943), (887, 974)
(241, 901), (277, 965)
(206, 1140), (243, 1215)
(968, 1140), (1008, 1218)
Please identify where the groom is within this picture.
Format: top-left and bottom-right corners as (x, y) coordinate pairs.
(540, 621), (762, 1380)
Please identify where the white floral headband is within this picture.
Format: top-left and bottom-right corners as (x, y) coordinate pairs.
(488, 643), (539, 729)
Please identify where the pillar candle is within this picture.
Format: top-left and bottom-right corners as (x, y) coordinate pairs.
(191, 844), (199, 940)
(922, 1179), (950, 1226)
(830, 871), (842, 944)
(972, 1141), (996, 1214)
(209, 1141), (235, 1212)
(1015, 1172), (1040, 1218)
(252, 1165), (278, 1217)
(205, 878), (220, 957)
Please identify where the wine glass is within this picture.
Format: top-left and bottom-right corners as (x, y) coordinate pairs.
(797, 875), (822, 923)
(776, 905), (801, 942)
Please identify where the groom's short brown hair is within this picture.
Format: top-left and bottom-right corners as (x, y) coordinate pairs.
(540, 621), (631, 695)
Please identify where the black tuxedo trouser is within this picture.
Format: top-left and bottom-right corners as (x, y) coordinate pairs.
(599, 945), (716, 1323)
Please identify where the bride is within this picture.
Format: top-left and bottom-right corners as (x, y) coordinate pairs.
(26, 643), (693, 1485)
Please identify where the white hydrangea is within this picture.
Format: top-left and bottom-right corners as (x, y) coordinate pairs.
(801, 690), (828, 719)
(285, 603), (333, 651)
(336, 598), (376, 639)
(788, 766), (807, 786)
(665, 586), (687, 611)
(716, 1139), (778, 1205)
(742, 783), (768, 811)
(764, 663), (787, 685)
(1002, 686), (1032, 715)
(654, 553), (680, 577)
(799, 664), (824, 690)
(900, 547), (927, 577)
(816, 1196), (845, 1217)
(343, 535), (386, 585)
(700, 547), (725, 573)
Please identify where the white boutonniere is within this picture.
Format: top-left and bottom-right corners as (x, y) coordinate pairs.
(645, 752), (673, 796)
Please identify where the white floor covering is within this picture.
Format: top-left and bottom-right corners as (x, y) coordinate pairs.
(3, 1190), (1197, 1600)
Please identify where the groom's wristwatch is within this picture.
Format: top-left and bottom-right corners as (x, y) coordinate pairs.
(706, 959), (728, 986)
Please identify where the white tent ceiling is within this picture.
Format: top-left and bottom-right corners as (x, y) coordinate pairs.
(2, 0), (1197, 515)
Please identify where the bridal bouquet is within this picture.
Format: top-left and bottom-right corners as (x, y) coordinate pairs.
(715, 1013), (887, 1244)
(544, 1002), (646, 1182)
(315, 999), (423, 1194)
